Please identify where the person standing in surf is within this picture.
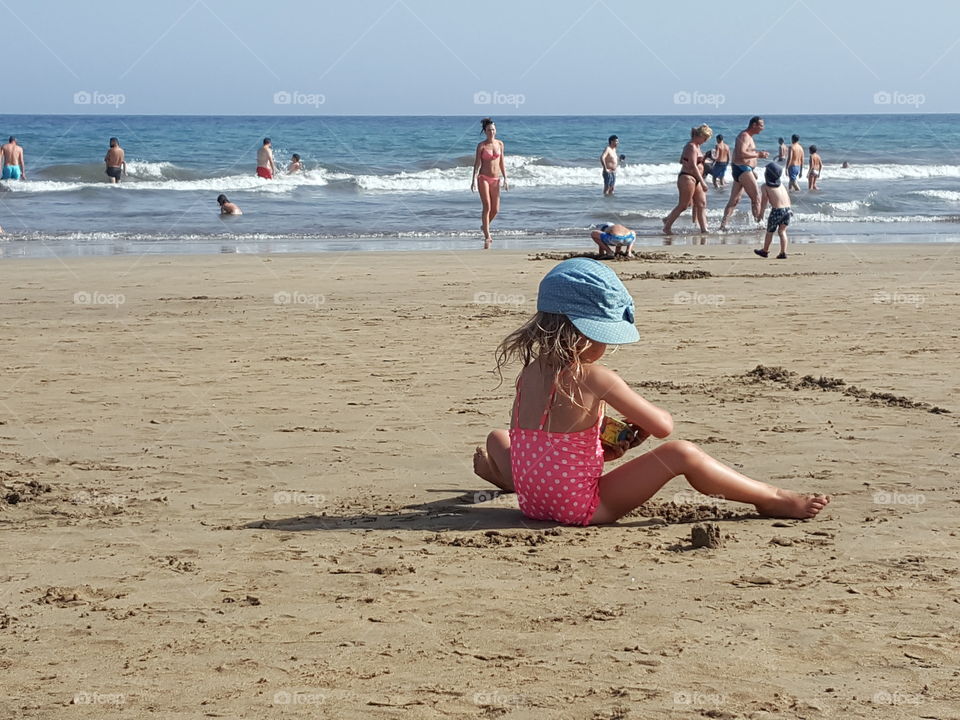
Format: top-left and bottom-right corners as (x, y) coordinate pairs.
(104, 138), (125, 183)
(471, 118), (508, 250)
(601, 135), (619, 196)
(1, 137), (25, 181)
(256, 138), (277, 180)
(711, 134), (730, 188)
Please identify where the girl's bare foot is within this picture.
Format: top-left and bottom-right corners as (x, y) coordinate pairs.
(483, 236), (492, 250)
(473, 447), (499, 484)
(755, 489), (830, 519)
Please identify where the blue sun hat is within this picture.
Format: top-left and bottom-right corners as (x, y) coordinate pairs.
(537, 258), (639, 344)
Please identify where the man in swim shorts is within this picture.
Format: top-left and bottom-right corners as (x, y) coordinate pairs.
(1, 136), (25, 181)
(786, 134), (804, 191)
(711, 134), (729, 188)
(104, 137), (125, 183)
(719, 117), (769, 230)
(591, 222), (636, 258)
(256, 138), (276, 180)
(601, 135), (619, 196)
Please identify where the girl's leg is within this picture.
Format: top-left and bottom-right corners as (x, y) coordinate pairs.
(663, 178), (695, 234)
(488, 182), (501, 225)
(591, 440), (829, 524)
(478, 182), (492, 247)
(473, 429), (514, 492)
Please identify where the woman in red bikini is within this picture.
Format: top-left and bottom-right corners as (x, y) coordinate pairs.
(471, 118), (508, 249)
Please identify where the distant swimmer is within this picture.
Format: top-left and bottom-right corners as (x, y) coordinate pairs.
(104, 137), (126, 183)
(601, 135), (619, 196)
(776, 137), (787, 162)
(471, 117), (508, 249)
(719, 116), (770, 231)
(256, 138), (276, 179)
(808, 145), (822, 190)
(288, 153), (303, 174)
(591, 222), (636, 258)
(1, 137), (25, 180)
(217, 194), (242, 215)
(711, 134), (729, 188)
(786, 134), (804, 191)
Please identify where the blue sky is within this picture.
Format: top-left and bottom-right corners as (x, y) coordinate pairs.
(6, 0), (957, 115)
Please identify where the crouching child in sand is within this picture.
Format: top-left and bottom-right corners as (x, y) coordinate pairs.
(590, 223), (636, 258)
(473, 258), (829, 525)
(217, 194), (242, 215)
(754, 163), (792, 259)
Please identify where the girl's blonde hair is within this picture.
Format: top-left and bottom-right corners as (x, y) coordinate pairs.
(691, 123), (713, 140)
(496, 312), (592, 404)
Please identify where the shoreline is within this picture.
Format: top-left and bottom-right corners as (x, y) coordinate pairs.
(2, 235), (960, 261)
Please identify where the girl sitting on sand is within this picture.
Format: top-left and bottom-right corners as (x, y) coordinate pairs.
(473, 258), (830, 526)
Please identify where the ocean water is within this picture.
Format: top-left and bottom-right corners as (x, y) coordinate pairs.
(1, 114), (959, 257)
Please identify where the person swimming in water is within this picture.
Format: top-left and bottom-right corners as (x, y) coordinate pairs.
(217, 194), (242, 215)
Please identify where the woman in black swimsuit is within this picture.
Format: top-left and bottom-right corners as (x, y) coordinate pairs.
(662, 124), (713, 235)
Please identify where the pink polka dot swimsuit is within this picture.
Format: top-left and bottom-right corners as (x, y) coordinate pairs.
(509, 379), (604, 526)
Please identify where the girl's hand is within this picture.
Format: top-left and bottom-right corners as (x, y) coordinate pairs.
(470, 182), (476, 192)
(603, 442), (629, 462)
(604, 426), (649, 461)
(502, 179), (509, 191)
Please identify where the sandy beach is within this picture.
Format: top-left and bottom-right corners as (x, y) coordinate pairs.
(1, 243), (958, 719)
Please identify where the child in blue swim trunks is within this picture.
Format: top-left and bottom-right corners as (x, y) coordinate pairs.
(591, 223), (636, 258)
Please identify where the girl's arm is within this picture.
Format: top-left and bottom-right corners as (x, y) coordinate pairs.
(584, 365), (673, 438)
(471, 144), (481, 190)
(499, 141), (507, 189)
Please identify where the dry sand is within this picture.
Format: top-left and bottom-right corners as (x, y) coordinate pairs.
(1, 244), (958, 719)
